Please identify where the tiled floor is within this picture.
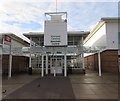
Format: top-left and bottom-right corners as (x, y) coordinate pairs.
(2, 70), (119, 100)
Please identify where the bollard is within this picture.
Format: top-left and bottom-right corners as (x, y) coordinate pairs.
(54, 69), (56, 77)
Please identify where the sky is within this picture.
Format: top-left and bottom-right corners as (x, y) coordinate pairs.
(0, 0), (119, 42)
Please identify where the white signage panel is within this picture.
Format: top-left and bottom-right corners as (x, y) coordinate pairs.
(44, 21), (67, 46)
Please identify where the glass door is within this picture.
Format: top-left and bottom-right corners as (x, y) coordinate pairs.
(50, 56), (63, 74)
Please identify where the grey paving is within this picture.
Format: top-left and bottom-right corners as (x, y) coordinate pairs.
(3, 76), (75, 99)
(2, 70), (119, 100)
(69, 70), (118, 99)
(2, 74), (40, 98)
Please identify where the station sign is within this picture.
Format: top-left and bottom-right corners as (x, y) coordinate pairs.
(3, 35), (11, 45)
(2, 35), (11, 54)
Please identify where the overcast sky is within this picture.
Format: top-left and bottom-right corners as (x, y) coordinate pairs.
(0, 0), (119, 42)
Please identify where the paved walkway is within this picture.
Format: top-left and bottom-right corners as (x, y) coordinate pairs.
(4, 76), (75, 99)
(2, 71), (119, 100)
(70, 71), (119, 99)
(2, 74), (40, 99)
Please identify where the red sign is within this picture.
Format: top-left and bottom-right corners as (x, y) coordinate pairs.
(4, 35), (11, 43)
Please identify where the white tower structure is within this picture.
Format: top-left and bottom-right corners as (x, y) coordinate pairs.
(44, 12), (67, 46)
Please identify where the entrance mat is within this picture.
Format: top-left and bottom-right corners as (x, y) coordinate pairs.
(4, 76), (75, 100)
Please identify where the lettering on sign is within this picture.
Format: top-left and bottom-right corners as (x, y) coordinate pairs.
(51, 35), (61, 45)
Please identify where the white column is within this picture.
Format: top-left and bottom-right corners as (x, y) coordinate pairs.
(46, 55), (48, 74)
(8, 54), (12, 78)
(64, 54), (67, 77)
(29, 54), (31, 67)
(41, 55), (44, 77)
(98, 51), (101, 76)
(8, 42), (12, 78)
(82, 53), (84, 69)
(50, 57), (52, 68)
(29, 37), (32, 68)
(81, 36), (84, 69)
(54, 69), (56, 77)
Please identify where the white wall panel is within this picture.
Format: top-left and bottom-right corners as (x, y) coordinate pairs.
(106, 22), (118, 49)
(84, 24), (106, 47)
(44, 21), (67, 46)
(11, 39), (27, 48)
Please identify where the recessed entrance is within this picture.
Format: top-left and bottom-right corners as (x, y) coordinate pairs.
(50, 56), (63, 74)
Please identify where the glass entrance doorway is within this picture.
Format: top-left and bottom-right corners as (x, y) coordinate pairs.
(50, 56), (63, 74)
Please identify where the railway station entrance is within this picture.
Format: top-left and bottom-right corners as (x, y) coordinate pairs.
(2, 12), (106, 78)
(3, 45), (105, 78)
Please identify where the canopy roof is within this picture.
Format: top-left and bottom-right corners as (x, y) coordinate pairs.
(3, 46), (106, 55)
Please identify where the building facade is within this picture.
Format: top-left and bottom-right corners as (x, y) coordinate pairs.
(2, 14), (119, 77)
(84, 18), (119, 73)
(24, 12), (89, 76)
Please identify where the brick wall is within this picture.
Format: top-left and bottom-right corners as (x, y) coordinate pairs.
(2, 55), (29, 74)
(84, 50), (119, 73)
(84, 54), (93, 70)
(101, 50), (119, 73)
(2, 55), (9, 74)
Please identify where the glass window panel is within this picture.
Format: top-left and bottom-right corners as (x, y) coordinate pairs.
(0, 35), (3, 44)
(68, 42), (73, 45)
(119, 32), (120, 44)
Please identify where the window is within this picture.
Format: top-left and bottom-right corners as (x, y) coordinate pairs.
(32, 36), (44, 46)
(119, 32), (120, 44)
(0, 35), (3, 45)
(68, 36), (82, 46)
